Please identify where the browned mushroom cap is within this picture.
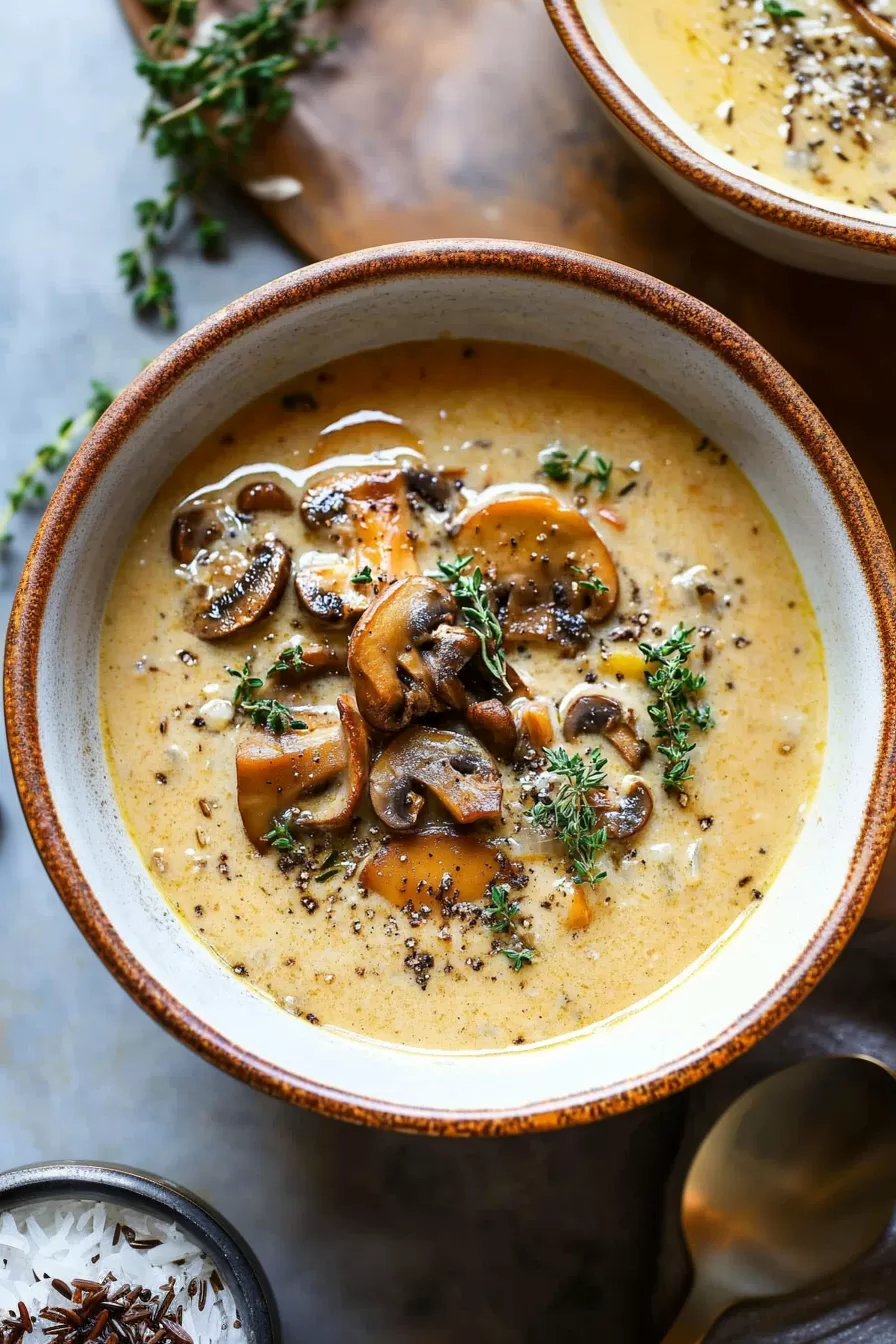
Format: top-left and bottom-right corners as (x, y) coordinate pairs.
(369, 727), (503, 831)
(465, 699), (518, 760)
(347, 575), (478, 732)
(236, 479), (293, 514)
(590, 779), (653, 840)
(236, 695), (368, 849)
(560, 685), (650, 768)
(170, 509), (224, 564)
(189, 539), (291, 640)
(453, 491), (618, 652)
(296, 468), (420, 623)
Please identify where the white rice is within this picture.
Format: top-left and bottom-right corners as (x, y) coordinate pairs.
(0, 1198), (240, 1341)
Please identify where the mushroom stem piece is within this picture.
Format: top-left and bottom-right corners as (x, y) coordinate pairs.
(190, 539), (291, 640)
(348, 575), (478, 733)
(236, 695), (369, 848)
(590, 778), (653, 840)
(465, 698), (518, 760)
(369, 727), (503, 831)
(560, 685), (650, 768)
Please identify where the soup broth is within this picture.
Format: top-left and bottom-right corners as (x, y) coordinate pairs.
(100, 341), (826, 1050)
(603, 0), (896, 212)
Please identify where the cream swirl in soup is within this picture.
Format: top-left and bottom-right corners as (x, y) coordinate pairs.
(100, 341), (825, 1050)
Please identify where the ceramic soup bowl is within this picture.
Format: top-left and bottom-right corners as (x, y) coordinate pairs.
(546, 1), (896, 283)
(5, 240), (896, 1134)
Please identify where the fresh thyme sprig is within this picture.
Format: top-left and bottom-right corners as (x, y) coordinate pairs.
(483, 884), (535, 971)
(436, 553), (511, 691)
(228, 656), (264, 705)
(264, 814), (303, 855)
(120, 0), (337, 327)
(540, 445), (613, 494)
(639, 624), (713, 791)
(244, 698), (307, 733)
(527, 746), (609, 885)
(226, 655), (307, 732)
(268, 643), (309, 676)
(1, 381), (117, 549)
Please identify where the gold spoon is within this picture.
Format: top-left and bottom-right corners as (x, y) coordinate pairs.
(839, 0), (896, 59)
(661, 1055), (896, 1343)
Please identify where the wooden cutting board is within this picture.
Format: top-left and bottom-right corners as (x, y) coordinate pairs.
(119, 0), (896, 911)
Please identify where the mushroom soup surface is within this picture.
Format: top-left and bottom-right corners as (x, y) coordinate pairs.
(603, 0), (896, 213)
(100, 341), (825, 1050)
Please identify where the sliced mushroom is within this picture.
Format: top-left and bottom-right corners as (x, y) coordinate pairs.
(359, 826), (505, 909)
(189, 539), (291, 640)
(369, 727), (503, 831)
(236, 695), (369, 848)
(170, 509), (224, 564)
(590, 778), (653, 840)
(453, 490), (618, 652)
(511, 695), (560, 754)
(296, 468), (420, 623)
(236, 479), (293, 514)
(560, 685), (650, 768)
(465, 698), (518, 760)
(347, 576), (478, 732)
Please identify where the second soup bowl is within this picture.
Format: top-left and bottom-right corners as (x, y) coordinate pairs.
(5, 240), (896, 1133)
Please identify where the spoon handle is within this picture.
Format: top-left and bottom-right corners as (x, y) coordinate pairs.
(659, 1278), (732, 1344)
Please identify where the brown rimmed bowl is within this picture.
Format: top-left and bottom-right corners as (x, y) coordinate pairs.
(545, 0), (896, 282)
(5, 239), (896, 1134)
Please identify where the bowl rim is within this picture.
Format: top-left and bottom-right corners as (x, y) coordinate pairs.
(5, 237), (896, 1135)
(544, 0), (896, 256)
(0, 1161), (279, 1343)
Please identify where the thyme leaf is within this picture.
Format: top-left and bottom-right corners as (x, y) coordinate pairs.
(527, 746), (608, 885)
(226, 656), (306, 731)
(245, 698), (307, 734)
(540, 445), (613, 494)
(121, 0), (338, 327)
(268, 643), (309, 676)
(483, 884), (535, 970)
(763, 0), (804, 18)
(436, 553), (511, 690)
(571, 564), (609, 596)
(315, 848), (349, 882)
(1, 381), (117, 549)
(263, 814), (302, 854)
(639, 624), (713, 791)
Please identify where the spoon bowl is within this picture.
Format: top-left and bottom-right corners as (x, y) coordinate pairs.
(663, 1056), (896, 1342)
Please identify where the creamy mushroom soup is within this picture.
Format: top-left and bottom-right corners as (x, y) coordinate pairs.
(100, 341), (826, 1050)
(604, 0), (896, 213)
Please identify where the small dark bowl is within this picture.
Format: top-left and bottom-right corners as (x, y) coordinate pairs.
(0, 1162), (279, 1343)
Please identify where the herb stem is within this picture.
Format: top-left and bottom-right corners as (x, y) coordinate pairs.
(0, 381), (117, 549)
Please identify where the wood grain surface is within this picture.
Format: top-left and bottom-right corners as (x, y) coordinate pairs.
(119, 0), (896, 909)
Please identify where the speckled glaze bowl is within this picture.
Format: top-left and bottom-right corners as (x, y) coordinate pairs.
(545, 0), (896, 283)
(5, 240), (896, 1134)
